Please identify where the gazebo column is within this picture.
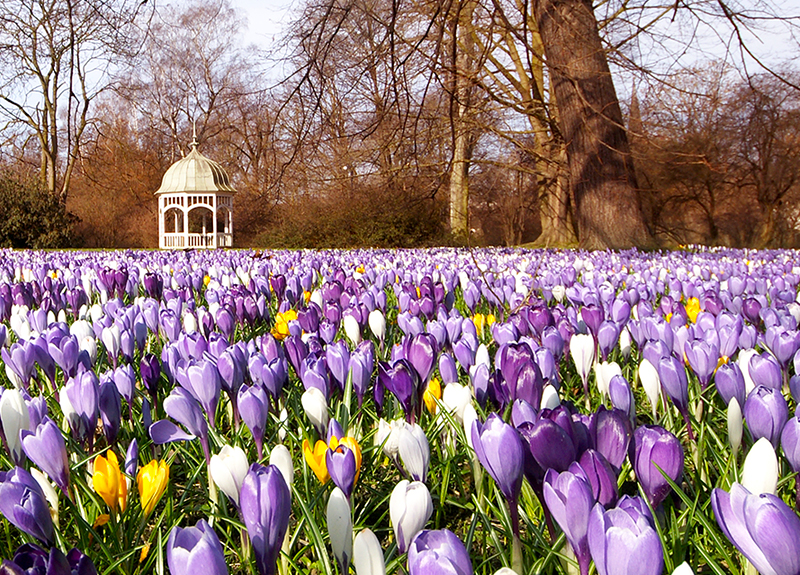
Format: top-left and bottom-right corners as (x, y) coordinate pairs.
(158, 197), (164, 249)
(212, 195), (218, 249)
(183, 196), (189, 248)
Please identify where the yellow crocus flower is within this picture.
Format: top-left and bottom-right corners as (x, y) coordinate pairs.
(137, 460), (169, 516)
(685, 297), (701, 323)
(93, 451), (126, 514)
(271, 309), (299, 340)
(423, 378), (442, 414)
(303, 439), (330, 483)
(473, 313), (485, 333)
(486, 314), (496, 326)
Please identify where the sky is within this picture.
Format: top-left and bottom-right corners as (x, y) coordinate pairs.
(230, 0), (297, 49)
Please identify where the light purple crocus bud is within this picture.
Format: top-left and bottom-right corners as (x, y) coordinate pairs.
(0, 467), (54, 545)
(712, 483), (800, 575)
(744, 385), (788, 448)
(715, 362), (746, 411)
(20, 417), (69, 494)
(407, 529), (473, 575)
(543, 468), (594, 575)
(240, 463), (292, 575)
(588, 499), (663, 575)
(167, 519), (229, 575)
(749, 352), (782, 391)
(608, 375), (635, 421)
(438, 353), (458, 385)
(326, 340), (351, 391)
(238, 384), (269, 460)
(631, 425), (683, 508)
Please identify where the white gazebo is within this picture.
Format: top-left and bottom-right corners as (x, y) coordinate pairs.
(156, 136), (236, 249)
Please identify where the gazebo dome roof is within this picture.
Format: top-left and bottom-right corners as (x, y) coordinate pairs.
(155, 141), (236, 195)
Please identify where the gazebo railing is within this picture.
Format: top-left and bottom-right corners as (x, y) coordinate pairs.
(161, 233), (233, 249)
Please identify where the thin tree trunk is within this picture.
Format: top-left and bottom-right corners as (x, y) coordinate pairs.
(532, 0), (652, 249)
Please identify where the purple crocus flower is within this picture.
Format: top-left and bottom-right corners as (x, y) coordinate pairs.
(712, 483), (800, 575)
(240, 463), (292, 575)
(0, 467), (54, 545)
(125, 438), (139, 479)
(407, 529), (473, 575)
(98, 380), (121, 445)
(404, 333), (437, 384)
(167, 519), (228, 575)
(299, 353), (330, 397)
(519, 416), (578, 479)
(715, 362), (746, 410)
(543, 468), (594, 575)
(63, 370), (99, 447)
(326, 442), (357, 500)
(349, 341), (374, 407)
(140, 353), (161, 402)
(471, 414), (524, 535)
(238, 384), (269, 460)
(378, 360), (419, 420)
(590, 407), (631, 473)
(588, 498), (663, 575)
(744, 385), (788, 448)
(684, 339), (719, 388)
(150, 388), (210, 463)
(178, 359), (221, 428)
(3, 543), (98, 575)
(597, 321), (620, 361)
(2, 341), (37, 390)
(630, 425), (683, 507)
(20, 417), (69, 494)
(326, 340), (350, 391)
(764, 326), (800, 371)
(656, 355), (692, 438)
(576, 449), (618, 508)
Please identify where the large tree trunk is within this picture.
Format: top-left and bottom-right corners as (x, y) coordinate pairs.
(448, 0), (476, 239)
(532, 0), (652, 249)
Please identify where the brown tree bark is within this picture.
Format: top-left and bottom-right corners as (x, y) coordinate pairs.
(532, 0), (653, 249)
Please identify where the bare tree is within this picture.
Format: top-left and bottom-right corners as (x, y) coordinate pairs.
(0, 0), (150, 204)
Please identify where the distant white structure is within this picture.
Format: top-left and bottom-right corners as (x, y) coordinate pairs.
(156, 135), (235, 249)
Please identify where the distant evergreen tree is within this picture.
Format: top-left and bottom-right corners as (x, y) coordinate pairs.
(0, 173), (75, 248)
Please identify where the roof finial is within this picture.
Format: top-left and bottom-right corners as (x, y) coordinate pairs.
(190, 119), (199, 150)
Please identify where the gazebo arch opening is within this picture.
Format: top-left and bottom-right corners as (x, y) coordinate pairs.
(164, 207), (184, 234)
(217, 206), (231, 234)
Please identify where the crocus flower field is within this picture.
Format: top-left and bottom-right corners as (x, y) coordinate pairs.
(0, 246), (799, 575)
